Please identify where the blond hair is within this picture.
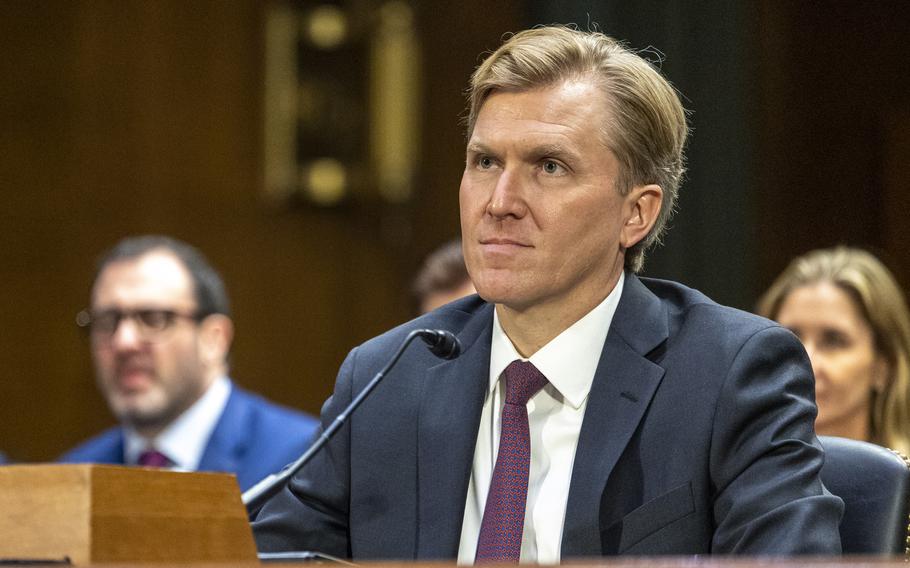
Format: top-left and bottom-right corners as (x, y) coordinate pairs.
(757, 247), (910, 455)
(466, 26), (689, 273)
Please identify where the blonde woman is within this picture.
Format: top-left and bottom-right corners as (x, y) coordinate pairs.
(758, 247), (910, 455)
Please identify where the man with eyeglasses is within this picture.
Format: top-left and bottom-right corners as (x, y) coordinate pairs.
(59, 235), (319, 491)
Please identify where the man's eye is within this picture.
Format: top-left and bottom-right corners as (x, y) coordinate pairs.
(478, 156), (494, 169)
(138, 310), (174, 331)
(93, 312), (120, 333)
(542, 160), (564, 174)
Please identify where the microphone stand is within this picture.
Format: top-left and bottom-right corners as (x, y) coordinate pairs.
(242, 328), (457, 515)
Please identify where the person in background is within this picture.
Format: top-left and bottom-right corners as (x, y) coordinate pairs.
(413, 239), (476, 314)
(757, 246), (910, 456)
(252, 26), (841, 560)
(59, 235), (319, 490)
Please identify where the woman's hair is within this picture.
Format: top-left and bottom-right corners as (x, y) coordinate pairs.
(757, 246), (910, 455)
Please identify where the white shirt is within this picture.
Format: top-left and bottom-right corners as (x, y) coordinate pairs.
(124, 375), (232, 471)
(457, 273), (624, 564)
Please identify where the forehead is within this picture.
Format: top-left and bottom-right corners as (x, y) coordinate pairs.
(779, 282), (867, 328)
(92, 250), (195, 307)
(470, 80), (611, 148)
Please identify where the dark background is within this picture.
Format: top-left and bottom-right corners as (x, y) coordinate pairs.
(1, 1), (908, 462)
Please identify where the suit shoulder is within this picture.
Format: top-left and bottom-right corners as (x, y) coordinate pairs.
(640, 276), (784, 340)
(57, 426), (123, 463)
(355, 294), (489, 359)
(229, 386), (319, 432)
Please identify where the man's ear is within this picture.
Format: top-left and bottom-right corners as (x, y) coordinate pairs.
(620, 184), (663, 249)
(198, 314), (234, 369)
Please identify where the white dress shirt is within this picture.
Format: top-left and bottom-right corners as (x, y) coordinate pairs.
(457, 273), (624, 564)
(124, 375), (232, 471)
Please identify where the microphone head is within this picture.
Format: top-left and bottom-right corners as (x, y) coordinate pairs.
(419, 329), (462, 360)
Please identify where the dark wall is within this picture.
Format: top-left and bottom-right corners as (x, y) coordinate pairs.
(530, 1), (910, 308)
(530, 1), (758, 308)
(755, 2), (910, 294)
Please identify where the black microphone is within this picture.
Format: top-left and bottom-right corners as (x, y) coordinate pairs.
(419, 329), (461, 359)
(242, 328), (462, 515)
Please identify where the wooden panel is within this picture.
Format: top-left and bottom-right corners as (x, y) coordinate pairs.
(0, 464), (255, 564)
(0, 1), (521, 462)
(91, 466), (256, 563)
(0, 465), (91, 563)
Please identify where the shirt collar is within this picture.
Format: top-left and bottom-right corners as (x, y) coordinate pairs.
(124, 375), (232, 470)
(490, 272), (625, 409)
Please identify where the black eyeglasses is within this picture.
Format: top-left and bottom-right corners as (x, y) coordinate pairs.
(76, 308), (202, 341)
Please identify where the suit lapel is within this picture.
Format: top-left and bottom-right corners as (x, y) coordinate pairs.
(198, 387), (247, 475)
(562, 275), (668, 557)
(111, 429), (127, 463)
(416, 304), (494, 558)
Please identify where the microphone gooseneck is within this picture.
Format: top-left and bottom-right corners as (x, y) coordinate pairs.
(242, 328), (462, 515)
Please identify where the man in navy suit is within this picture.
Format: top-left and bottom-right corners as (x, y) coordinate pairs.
(60, 235), (318, 491)
(252, 26), (842, 559)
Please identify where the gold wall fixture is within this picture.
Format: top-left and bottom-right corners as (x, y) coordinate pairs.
(305, 4), (348, 50)
(370, 1), (419, 204)
(263, 4), (299, 204)
(263, 1), (419, 210)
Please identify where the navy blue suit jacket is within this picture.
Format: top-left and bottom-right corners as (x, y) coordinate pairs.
(252, 275), (843, 558)
(59, 384), (318, 491)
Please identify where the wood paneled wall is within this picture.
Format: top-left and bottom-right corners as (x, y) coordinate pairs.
(0, 1), (519, 461)
(2, 1), (908, 462)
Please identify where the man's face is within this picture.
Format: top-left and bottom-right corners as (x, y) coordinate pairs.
(460, 80), (649, 315)
(90, 251), (213, 433)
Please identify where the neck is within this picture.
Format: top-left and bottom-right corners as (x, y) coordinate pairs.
(497, 269), (623, 357)
(815, 410), (871, 442)
(132, 421), (168, 441)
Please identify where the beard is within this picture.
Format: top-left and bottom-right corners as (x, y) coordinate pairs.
(102, 369), (206, 435)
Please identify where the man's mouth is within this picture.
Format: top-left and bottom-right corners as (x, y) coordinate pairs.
(114, 365), (154, 391)
(479, 237), (532, 253)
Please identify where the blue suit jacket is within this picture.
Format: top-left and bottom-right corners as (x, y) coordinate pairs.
(252, 274), (843, 558)
(59, 385), (318, 491)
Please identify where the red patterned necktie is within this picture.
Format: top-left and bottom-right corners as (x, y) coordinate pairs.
(476, 360), (549, 564)
(137, 449), (172, 468)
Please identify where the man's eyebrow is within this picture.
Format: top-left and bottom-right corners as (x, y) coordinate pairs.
(531, 143), (578, 161)
(465, 142), (491, 154)
(534, 143), (567, 155)
(465, 142), (578, 158)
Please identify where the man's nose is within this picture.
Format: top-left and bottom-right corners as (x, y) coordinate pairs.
(110, 317), (143, 349)
(486, 168), (528, 219)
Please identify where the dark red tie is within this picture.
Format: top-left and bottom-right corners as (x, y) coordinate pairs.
(476, 360), (549, 563)
(137, 449), (172, 468)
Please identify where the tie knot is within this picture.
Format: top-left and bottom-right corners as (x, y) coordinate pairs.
(137, 449), (172, 468)
(503, 360), (548, 406)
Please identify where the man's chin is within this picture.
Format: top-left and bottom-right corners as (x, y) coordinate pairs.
(478, 286), (536, 312)
(474, 280), (519, 305)
(110, 399), (171, 431)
